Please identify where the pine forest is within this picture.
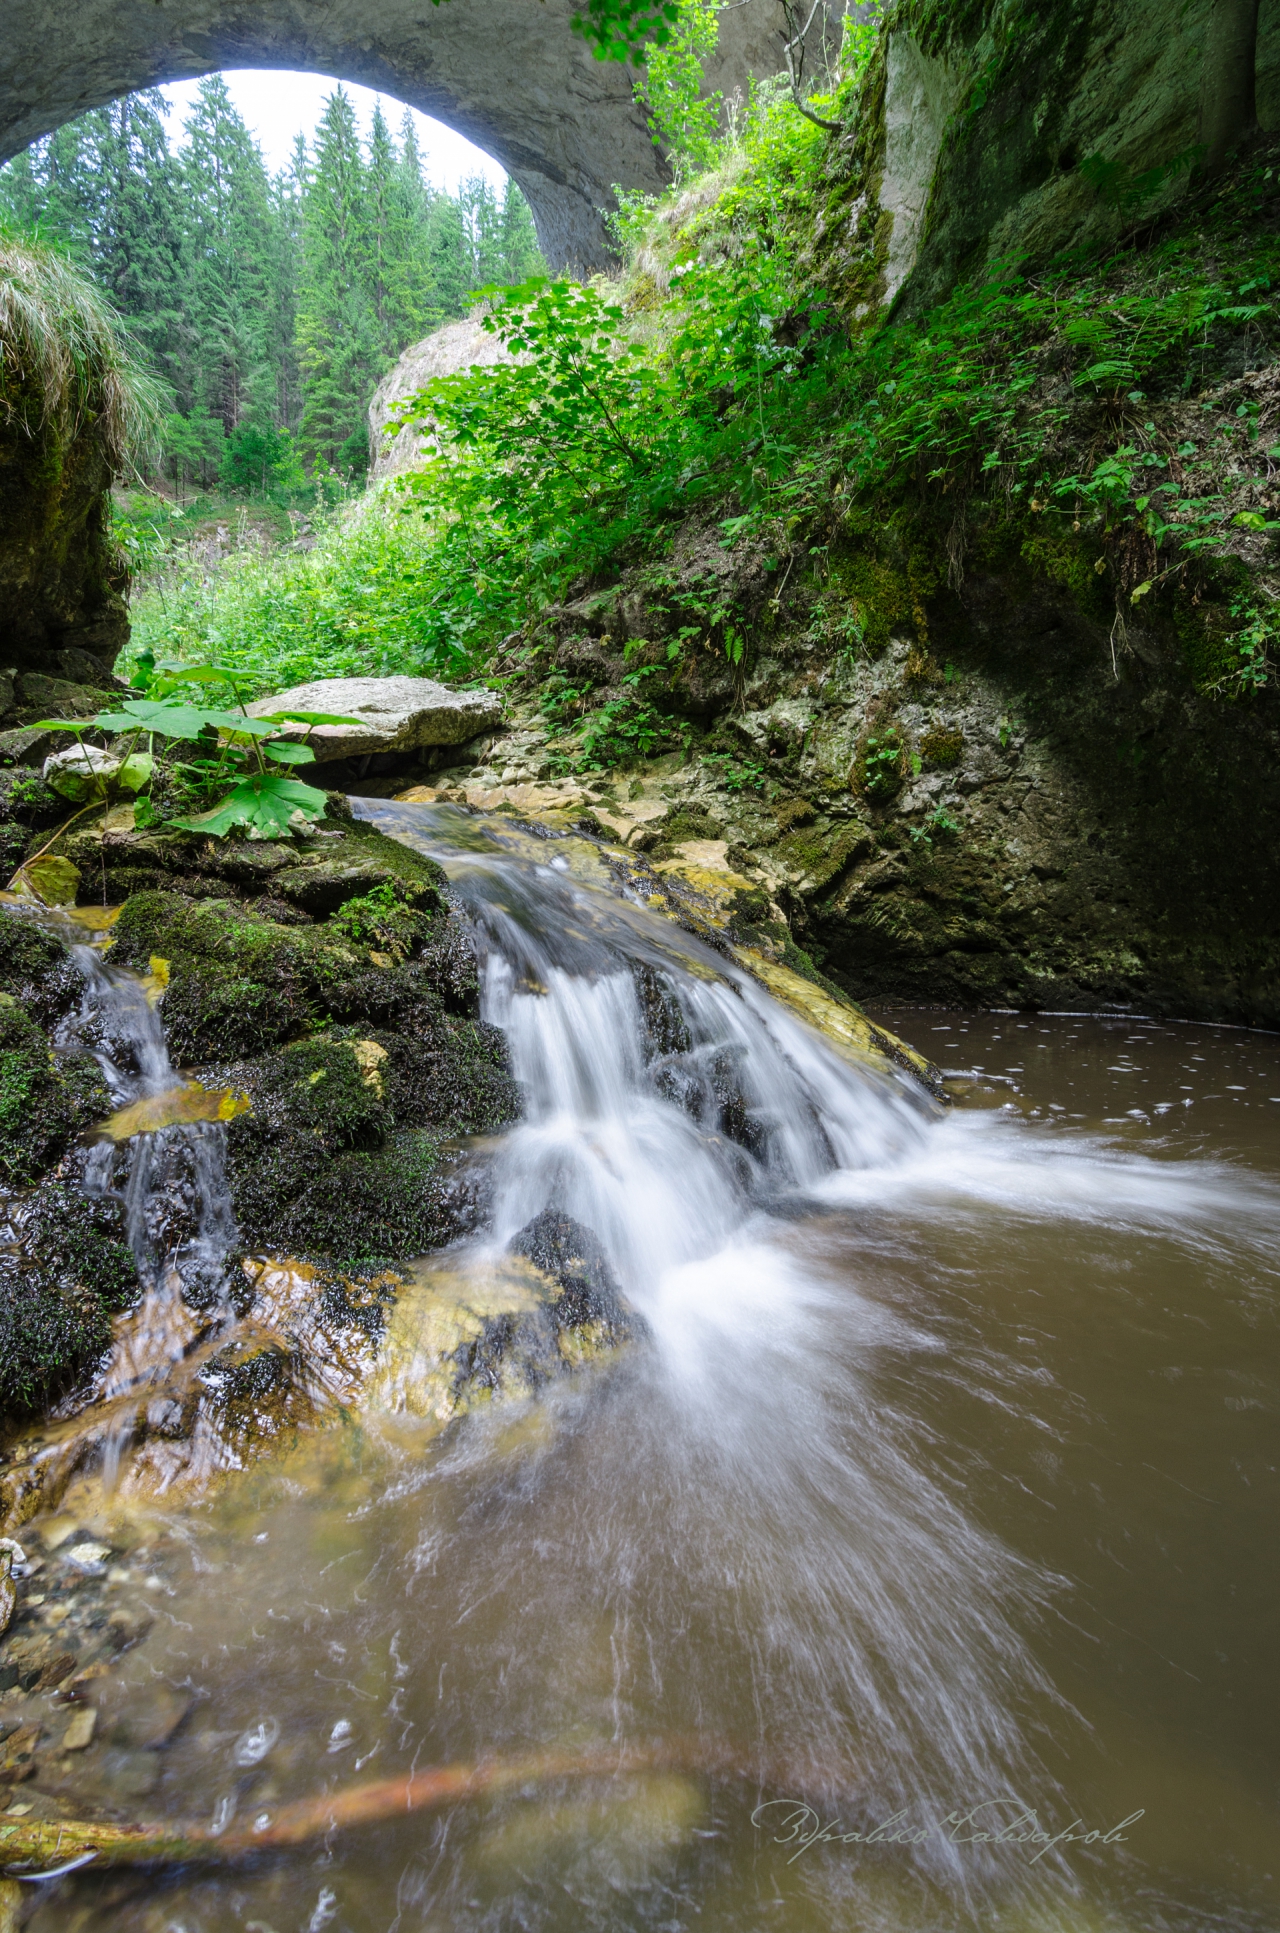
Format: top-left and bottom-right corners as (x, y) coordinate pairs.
(0, 78), (544, 488)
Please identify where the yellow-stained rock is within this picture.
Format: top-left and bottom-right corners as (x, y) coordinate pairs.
(98, 1080), (250, 1142)
(392, 784), (940, 1094)
(369, 1252), (631, 1431)
(352, 1038), (389, 1096)
(733, 947), (941, 1091)
(653, 841), (757, 925)
(139, 953), (169, 1005)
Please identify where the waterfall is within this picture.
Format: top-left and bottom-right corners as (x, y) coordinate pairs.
(57, 942), (238, 1407)
(354, 799), (1070, 1893)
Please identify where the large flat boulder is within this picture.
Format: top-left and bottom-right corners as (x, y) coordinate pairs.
(247, 676), (502, 762)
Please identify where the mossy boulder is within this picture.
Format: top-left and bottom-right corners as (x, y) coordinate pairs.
(229, 1131), (484, 1275)
(103, 827), (520, 1277)
(0, 1183), (138, 1416)
(0, 770), (61, 879)
(0, 998), (110, 1184)
(111, 901), (479, 1064)
(0, 907), (82, 1027)
(221, 1021), (517, 1271)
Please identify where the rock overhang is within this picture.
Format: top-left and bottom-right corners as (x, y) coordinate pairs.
(0, 0), (810, 270)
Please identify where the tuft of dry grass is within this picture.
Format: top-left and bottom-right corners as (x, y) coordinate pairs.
(0, 228), (163, 468)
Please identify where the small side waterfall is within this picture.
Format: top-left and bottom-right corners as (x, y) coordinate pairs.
(56, 942), (239, 1408)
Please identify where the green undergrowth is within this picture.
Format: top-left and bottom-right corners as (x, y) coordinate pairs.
(0, 1182), (138, 1417)
(127, 14), (1280, 714)
(123, 489), (486, 692)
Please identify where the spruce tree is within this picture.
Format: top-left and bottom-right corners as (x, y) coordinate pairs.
(458, 174), (502, 290)
(498, 177), (543, 284)
(426, 192), (472, 322)
(388, 108), (438, 334)
(181, 77), (280, 434)
(296, 87), (382, 472)
(0, 80), (548, 491)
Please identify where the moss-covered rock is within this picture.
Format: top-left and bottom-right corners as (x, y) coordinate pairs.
(220, 1012), (518, 1270)
(230, 1131), (484, 1273)
(0, 907), (81, 1027)
(81, 819), (521, 1278)
(508, 1209), (636, 1341)
(0, 770), (61, 879)
(108, 855), (475, 1065)
(0, 1184), (138, 1417)
(0, 1000), (78, 1184)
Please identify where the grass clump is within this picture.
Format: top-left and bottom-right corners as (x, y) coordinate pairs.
(0, 229), (162, 465)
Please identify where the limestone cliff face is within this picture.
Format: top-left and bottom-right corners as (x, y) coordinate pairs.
(368, 314), (514, 482)
(804, 0), (1280, 322)
(476, 454), (1280, 1025)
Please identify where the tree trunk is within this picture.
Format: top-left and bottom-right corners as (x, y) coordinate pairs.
(1200, 0), (1261, 173)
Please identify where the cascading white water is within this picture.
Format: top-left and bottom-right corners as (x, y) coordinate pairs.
(354, 800), (1079, 1897)
(481, 956), (927, 1292)
(56, 942), (238, 1406)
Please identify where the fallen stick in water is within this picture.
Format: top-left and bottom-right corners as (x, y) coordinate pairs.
(0, 1736), (818, 1877)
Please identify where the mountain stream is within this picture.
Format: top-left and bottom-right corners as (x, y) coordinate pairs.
(0, 798), (1276, 1933)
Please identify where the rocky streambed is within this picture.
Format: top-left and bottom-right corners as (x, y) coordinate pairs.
(0, 745), (942, 1884)
(0, 743), (1271, 1933)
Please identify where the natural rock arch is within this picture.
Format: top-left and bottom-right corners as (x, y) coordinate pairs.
(0, 0), (814, 269)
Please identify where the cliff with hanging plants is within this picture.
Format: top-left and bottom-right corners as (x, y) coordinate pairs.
(115, 0), (1280, 1020)
(0, 232), (158, 698)
(347, 0), (1280, 1024)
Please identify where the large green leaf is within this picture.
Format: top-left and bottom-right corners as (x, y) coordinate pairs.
(262, 740), (317, 766)
(255, 709), (367, 728)
(169, 774), (328, 840)
(87, 698), (282, 741)
(87, 700), (217, 740)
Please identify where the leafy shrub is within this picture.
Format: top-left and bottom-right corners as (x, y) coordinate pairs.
(34, 661), (362, 841)
(125, 491), (488, 689)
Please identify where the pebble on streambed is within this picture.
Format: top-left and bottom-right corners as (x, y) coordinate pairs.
(0, 1523), (182, 1821)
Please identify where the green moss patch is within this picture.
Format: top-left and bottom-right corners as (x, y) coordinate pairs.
(229, 1130), (480, 1273)
(921, 725), (964, 766)
(0, 1184), (138, 1417)
(111, 884), (481, 1065)
(0, 908), (80, 1025)
(0, 1001), (76, 1184)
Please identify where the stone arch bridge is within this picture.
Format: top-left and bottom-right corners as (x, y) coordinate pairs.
(0, 0), (838, 267)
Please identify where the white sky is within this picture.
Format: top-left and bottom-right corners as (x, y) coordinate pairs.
(159, 71), (507, 194)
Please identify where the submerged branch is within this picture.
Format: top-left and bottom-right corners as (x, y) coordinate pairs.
(0, 1736), (848, 1876)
